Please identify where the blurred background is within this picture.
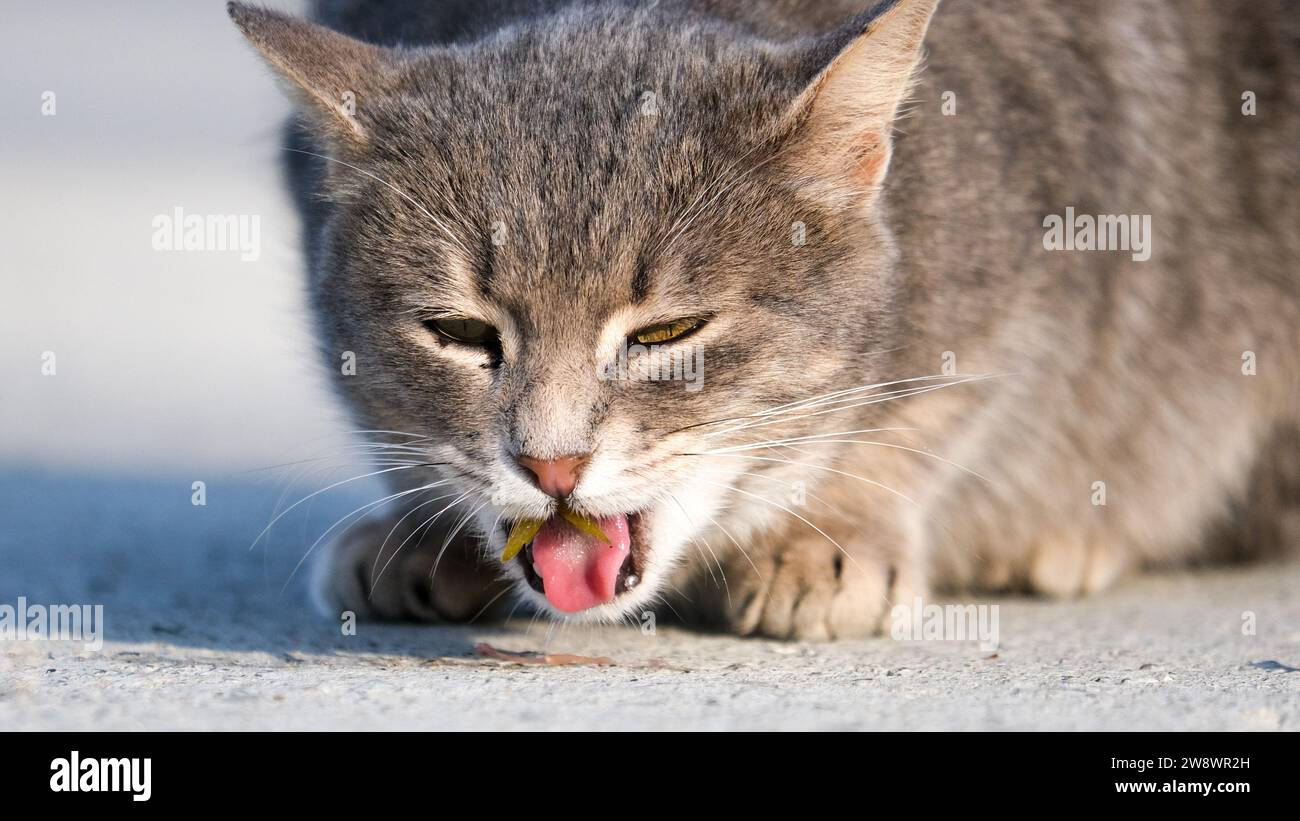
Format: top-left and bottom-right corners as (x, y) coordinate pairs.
(0, 0), (377, 625)
(1, 0), (341, 477)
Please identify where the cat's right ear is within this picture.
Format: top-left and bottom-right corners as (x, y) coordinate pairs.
(228, 2), (399, 149)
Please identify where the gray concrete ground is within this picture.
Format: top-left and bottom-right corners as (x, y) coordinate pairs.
(1, 469), (1296, 731)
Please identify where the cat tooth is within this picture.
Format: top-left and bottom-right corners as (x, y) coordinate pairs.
(625, 574), (640, 590)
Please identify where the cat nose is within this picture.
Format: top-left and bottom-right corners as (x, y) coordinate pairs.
(516, 453), (590, 498)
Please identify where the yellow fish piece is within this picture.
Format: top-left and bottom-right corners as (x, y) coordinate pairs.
(499, 506), (610, 562)
(559, 507), (611, 544)
(501, 518), (543, 562)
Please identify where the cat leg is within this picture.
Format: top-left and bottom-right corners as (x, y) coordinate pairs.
(688, 502), (925, 640)
(311, 514), (509, 623)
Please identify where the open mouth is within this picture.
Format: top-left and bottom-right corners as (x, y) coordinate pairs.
(504, 511), (647, 613)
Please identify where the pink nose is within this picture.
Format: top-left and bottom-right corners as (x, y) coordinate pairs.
(517, 454), (590, 498)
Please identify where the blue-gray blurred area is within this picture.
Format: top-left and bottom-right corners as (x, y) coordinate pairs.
(0, 469), (383, 652)
(0, 1), (382, 630)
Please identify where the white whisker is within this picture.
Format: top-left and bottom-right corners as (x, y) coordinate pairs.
(371, 491), (474, 590)
(701, 431), (991, 484)
(709, 373), (1005, 439)
(371, 490), (462, 580)
(280, 481), (453, 593)
(429, 498), (492, 586)
(687, 453), (921, 509)
(285, 148), (473, 258)
(695, 478), (864, 576)
(665, 491), (729, 603)
(249, 464), (441, 552)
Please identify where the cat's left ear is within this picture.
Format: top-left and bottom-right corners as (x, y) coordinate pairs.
(228, 1), (401, 149)
(778, 0), (939, 205)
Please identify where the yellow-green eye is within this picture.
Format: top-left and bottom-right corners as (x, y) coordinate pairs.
(427, 317), (495, 345)
(633, 317), (706, 345)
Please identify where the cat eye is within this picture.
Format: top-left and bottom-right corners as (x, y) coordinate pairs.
(425, 316), (497, 346)
(632, 317), (707, 345)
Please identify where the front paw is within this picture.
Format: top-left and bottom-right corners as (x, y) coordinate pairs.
(311, 515), (509, 623)
(710, 537), (921, 640)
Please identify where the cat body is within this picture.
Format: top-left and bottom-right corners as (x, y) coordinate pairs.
(232, 0), (1300, 638)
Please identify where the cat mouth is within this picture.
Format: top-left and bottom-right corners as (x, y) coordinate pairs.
(504, 511), (647, 613)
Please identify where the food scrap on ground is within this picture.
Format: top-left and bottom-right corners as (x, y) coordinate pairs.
(473, 642), (614, 667)
(420, 643), (689, 672)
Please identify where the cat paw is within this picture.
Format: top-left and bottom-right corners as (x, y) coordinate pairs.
(311, 516), (509, 623)
(711, 538), (918, 640)
(1027, 537), (1130, 597)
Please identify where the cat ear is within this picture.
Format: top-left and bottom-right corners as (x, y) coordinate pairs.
(779, 0), (939, 205)
(228, 1), (399, 148)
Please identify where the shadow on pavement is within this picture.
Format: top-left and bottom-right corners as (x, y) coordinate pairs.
(0, 468), (489, 659)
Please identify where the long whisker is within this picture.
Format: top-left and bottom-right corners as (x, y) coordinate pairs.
(428, 498), (492, 587)
(696, 502), (763, 585)
(246, 429), (433, 473)
(663, 372), (985, 437)
(708, 382), (960, 438)
(682, 453), (921, 509)
(255, 455), (437, 559)
(695, 478), (864, 576)
(693, 455), (963, 559)
(502, 594), (529, 624)
(752, 373), (967, 418)
(284, 147), (473, 258)
(665, 491), (728, 603)
(701, 466), (865, 533)
(468, 585), (513, 625)
(708, 373), (1005, 439)
(370, 491), (474, 590)
(702, 434), (991, 484)
(280, 481), (453, 594)
(249, 463), (444, 552)
(371, 490), (462, 581)
(240, 449), (432, 474)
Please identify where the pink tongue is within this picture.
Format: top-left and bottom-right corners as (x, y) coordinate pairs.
(529, 513), (630, 613)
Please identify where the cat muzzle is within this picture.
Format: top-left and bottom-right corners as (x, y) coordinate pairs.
(515, 511), (644, 612)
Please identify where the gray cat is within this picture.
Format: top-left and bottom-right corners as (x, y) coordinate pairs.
(230, 0), (1299, 638)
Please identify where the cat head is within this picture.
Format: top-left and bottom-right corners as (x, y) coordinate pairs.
(230, 0), (938, 621)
